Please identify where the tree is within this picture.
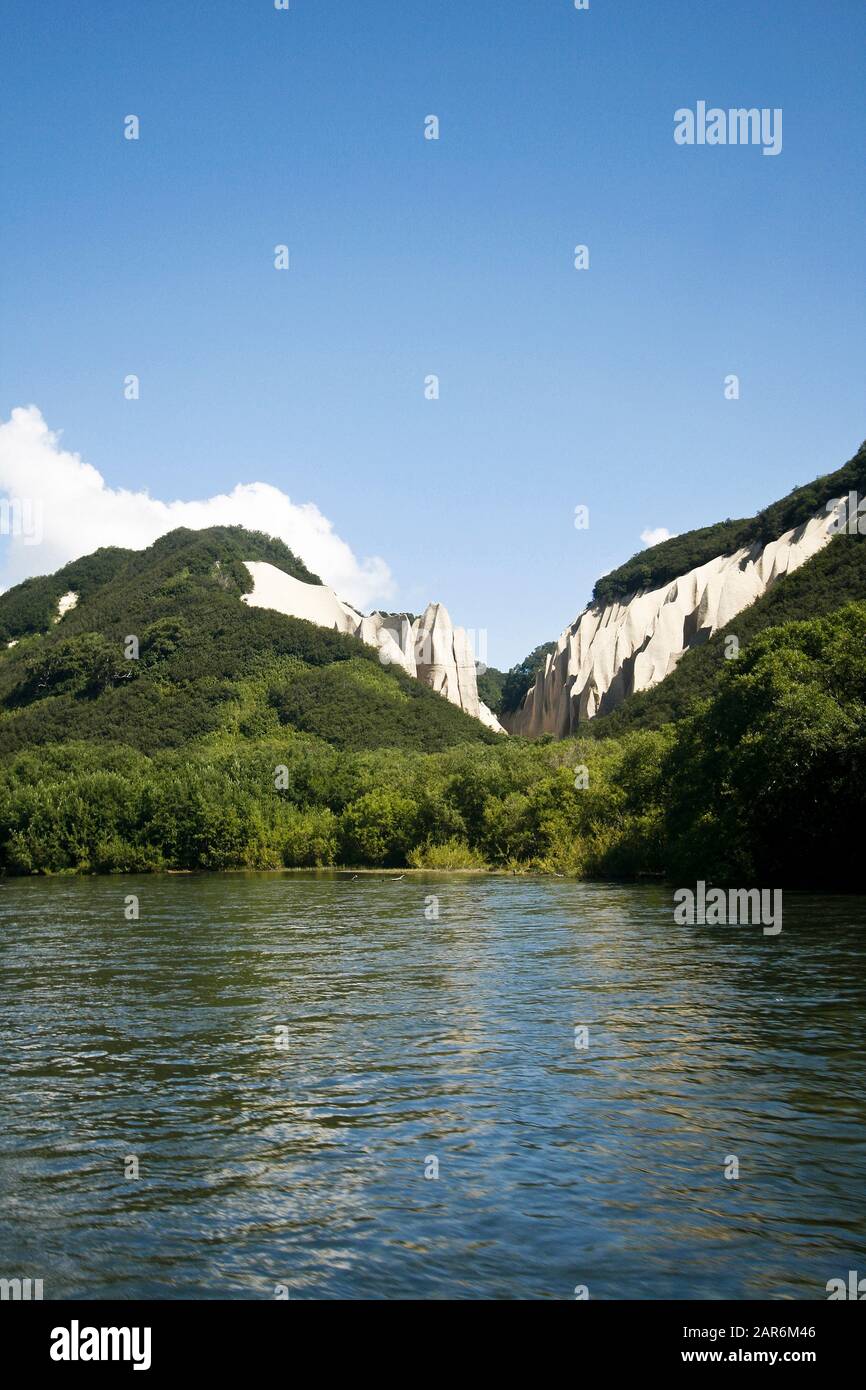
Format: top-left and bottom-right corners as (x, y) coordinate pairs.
(340, 789), (419, 865)
(665, 602), (866, 885)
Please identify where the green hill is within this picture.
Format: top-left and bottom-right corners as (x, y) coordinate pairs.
(0, 526), (495, 757)
(0, 525), (322, 645)
(2, 466), (864, 885)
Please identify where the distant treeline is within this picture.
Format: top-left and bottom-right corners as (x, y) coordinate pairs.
(477, 642), (556, 716)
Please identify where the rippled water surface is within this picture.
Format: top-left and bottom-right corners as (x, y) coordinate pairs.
(1, 873), (865, 1299)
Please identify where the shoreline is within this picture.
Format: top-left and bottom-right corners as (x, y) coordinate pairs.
(0, 864), (671, 882)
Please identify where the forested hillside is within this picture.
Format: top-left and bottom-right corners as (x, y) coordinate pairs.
(0, 526), (495, 757)
(1, 600), (863, 883)
(1, 493), (865, 885)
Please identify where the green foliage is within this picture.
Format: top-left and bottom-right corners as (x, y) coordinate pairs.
(476, 664), (505, 714)
(140, 618), (190, 666)
(340, 789), (419, 865)
(0, 526), (493, 757)
(407, 838), (487, 869)
(0, 728), (673, 877)
(3, 520), (865, 886)
(14, 633), (137, 703)
(281, 807), (339, 867)
(500, 642), (556, 714)
(269, 660), (495, 752)
(3, 588), (861, 885)
(664, 602), (866, 887)
(0, 547), (132, 643)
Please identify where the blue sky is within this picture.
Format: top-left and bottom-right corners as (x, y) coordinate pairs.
(1, 0), (864, 666)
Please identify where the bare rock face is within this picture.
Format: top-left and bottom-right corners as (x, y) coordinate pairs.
(241, 563), (504, 732)
(505, 509), (838, 739)
(414, 602), (481, 718)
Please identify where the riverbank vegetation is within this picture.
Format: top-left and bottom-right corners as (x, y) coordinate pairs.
(2, 600), (863, 885)
(1, 519), (864, 887)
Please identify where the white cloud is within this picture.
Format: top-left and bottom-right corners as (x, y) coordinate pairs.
(0, 406), (394, 609)
(640, 526), (676, 547)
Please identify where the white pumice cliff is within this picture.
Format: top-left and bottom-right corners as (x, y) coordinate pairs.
(242, 561), (504, 732)
(505, 509), (838, 738)
(56, 590), (78, 620)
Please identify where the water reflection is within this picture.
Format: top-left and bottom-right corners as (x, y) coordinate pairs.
(0, 874), (864, 1298)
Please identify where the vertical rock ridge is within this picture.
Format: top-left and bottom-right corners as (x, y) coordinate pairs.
(505, 508), (838, 738)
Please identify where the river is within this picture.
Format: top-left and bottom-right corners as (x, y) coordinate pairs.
(1, 873), (864, 1299)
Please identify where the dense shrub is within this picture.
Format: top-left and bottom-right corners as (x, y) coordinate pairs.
(339, 789), (420, 866)
(664, 602), (866, 887)
(0, 728), (669, 877)
(407, 838), (487, 869)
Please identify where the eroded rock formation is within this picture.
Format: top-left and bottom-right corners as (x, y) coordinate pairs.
(241, 561), (504, 732)
(505, 510), (838, 738)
